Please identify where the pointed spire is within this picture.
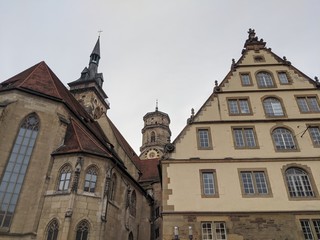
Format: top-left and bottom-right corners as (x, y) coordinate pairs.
(91, 36), (100, 58)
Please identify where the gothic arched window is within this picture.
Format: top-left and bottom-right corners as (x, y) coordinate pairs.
(0, 113), (39, 227)
(151, 131), (156, 142)
(84, 166), (98, 193)
(109, 173), (117, 201)
(130, 190), (137, 217)
(263, 97), (285, 117)
(128, 232), (134, 240)
(76, 220), (89, 240)
(46, 219), (59, 240)
(272, 127), (297, 150)
(285, 168), (315, 198)
(58, 164), (72, 191)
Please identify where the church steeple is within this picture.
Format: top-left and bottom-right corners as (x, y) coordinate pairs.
(89, 37), (101, 68)
(68, 37), (110, 119)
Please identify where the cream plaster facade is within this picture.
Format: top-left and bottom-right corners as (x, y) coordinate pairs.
(161, 30), (320, 240)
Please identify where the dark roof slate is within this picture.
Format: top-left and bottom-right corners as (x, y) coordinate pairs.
(53, 118), (112, 157)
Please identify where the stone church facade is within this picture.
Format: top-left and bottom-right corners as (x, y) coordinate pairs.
(0, 38), (152, 240)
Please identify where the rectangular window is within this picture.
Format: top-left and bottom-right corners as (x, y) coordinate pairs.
(197, 128), (213, 150)
(201, 222), (227, 240)
(232, 127), (257, 148)
(227, 98), (251, 115)
(240, 73), (252, 86)
(300, 220), (314, 240)
(296, 96), (320, 113)
(313, 219), (320, 239)
(200, 170), (219, 198)
(239, 170), (271, 197)
(308, 126), (320, 147)
(278, 72), (290, 84)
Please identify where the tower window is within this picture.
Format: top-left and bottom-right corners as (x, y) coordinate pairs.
(151, 131), (156, 142)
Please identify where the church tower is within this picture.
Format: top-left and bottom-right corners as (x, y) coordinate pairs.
(140, 104), (171, 159)
(68, 37), (110, 119)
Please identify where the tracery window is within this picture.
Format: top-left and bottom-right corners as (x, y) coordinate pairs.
(84, 166), (98, 193)
(272, 127), (297, 150)
(263, 97), (285, 117)
(46, 219), (59, 240)
(109, 173), (117, 201)
(57, 165), (72, 191)
(0, 113), (39, 228)
(128, 232), (134, 240)
(130, 190), (137, 217)
(285, 168), (315, 198)
(76, 220), (89, 240)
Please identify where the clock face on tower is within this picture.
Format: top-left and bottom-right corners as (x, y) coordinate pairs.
(146, 149), (160, 159)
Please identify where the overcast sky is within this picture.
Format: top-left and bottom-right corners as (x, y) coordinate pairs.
(1, 0), (319, 153)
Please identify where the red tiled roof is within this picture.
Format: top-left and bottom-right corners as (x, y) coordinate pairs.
(2, 61), (109, 137)
(139, 158), (160, 182)
(53, 118), (112, 157)
(106, 116), (141, 168)
(0, 61), (112, 156)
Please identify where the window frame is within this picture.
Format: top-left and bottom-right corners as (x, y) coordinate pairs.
(262, 96), (286, 118)
(199, 169), (219, 198)
(46, 219), (59, 240)
(227, 97), (252, 116)
(57, 164), (72, 192)
(295, 95), (320, 113)
(83, 166), (98, 193)
(277, 71), (291, 85)
(201, 221), (227, 240)
(271, 127), (299, 152)
(196, 128), (213, 150)
(238, 168), (273, 198)
(281, 164), (319, 201)
(231, 126), (259, 149)
(75, 220), (90, 240)
(253, 55), (266, 63)
(0, 113), (40, 228)
(239, 72), (253, 86)
(299, 219), (320, 240)
(307, 125), (320, 147)
(256, 71), (276, 88)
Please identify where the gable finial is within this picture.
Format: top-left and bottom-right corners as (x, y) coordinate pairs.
(155, 99), (158, 111)
(248, 28), (256, 40)
(244, 28), (266, 50)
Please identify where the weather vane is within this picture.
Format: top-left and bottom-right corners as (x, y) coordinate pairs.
(98, 30), (103, 37)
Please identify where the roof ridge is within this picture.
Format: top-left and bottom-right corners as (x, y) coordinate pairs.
(71, 118), (109, 154)
(18, 61), (45, 87)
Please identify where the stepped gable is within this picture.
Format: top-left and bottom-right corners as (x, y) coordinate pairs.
(139, 158), (160, 182)
(53, 118), (112, 157)
(106, 116), (142, 170)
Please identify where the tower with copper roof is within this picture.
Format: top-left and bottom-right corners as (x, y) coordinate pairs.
(140, 103), (171, 159)
(68, 37), (110, 119)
